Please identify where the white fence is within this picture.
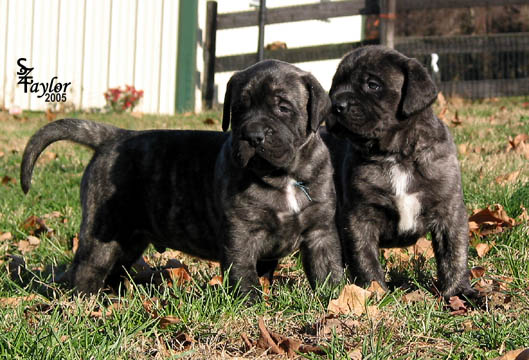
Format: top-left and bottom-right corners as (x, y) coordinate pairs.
(0, 0), (180, 114)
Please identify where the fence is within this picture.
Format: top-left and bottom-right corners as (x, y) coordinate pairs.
(203, 0), (529, 107)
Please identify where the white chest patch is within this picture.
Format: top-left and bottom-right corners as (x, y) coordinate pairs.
(285, 179), (301, 214)
(389, 165), (421, 233)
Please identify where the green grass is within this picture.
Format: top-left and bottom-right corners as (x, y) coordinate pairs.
(1, 98), (529, 359)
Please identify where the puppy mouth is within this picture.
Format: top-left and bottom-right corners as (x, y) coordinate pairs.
(233, 138), (293, 171)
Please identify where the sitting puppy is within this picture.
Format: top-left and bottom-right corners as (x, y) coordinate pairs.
(21, 60), (343, 297)
(324, 46), (477, 300)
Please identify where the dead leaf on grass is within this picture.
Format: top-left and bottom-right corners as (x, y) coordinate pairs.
(1, 175), (16, 186)
(475, 242), (493, 258)
(21, 215), (52, 237)
(402, 289), (426, 303)
(208, 275), (223, 286)
(314, 315), (359, 336)
(254, 318), (325, 358)
(89, 302), (122, 318)
(517, 205), (529, 223)
(17, 236), (41, 252)
(71, 235), (79, 254)
(0, 232), (12, 242)
(367, 280), (386, 300)
(172, 332), (194, 350)
(457, 143), (468, 155)
(495, 170), (521, 185)
(349, 349), (363, 360)
(448, 295), (468, 315)
(493, 348), (529, 360)
(165, 267), (192, 287)
(203, 117), (217, 125)
(328, 284), (377, 316)
(0, 294), (39, 307)
(159, 315), (180, 329)
(468, 204), (515, 238)
(470, 266), (486, 279)
(411, 237), (435, 259)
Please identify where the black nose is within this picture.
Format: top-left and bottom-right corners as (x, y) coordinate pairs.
(242, 123), (266, 147)
(246, 131), (265, 147)
(332, 100), (348, 114)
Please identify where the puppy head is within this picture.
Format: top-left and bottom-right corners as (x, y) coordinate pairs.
(222, 60), (330, 173)
(327, 45), (437, 142)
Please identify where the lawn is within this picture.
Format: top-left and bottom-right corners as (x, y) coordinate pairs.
(0, 97), (528, 359)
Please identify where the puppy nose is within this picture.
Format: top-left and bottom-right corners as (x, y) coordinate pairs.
(332, 100), (348, 114)
(246, 131), (265, 147)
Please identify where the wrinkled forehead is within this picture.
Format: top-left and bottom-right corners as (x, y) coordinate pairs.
(237, 63), (308, 106)
(335, 47), (406, 90)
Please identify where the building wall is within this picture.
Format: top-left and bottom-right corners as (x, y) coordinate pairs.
(211, 0), (363, 105)
(0, 0), (179, 114)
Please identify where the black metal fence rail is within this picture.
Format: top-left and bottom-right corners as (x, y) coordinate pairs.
(203, 0), (529, 107)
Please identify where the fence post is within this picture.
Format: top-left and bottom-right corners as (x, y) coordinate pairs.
(257, 0), (266, 62)
(203, 1), (218, 109)
(379, 0), (396, 48)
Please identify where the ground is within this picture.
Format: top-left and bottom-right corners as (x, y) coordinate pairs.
(0, 97), (528, 359)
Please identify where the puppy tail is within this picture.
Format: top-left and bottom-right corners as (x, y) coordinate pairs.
(20, 118), (123, 194)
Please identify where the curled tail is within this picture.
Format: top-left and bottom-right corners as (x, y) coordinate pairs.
(21, 118), (124, 193)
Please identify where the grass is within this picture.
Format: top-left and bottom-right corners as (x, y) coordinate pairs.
(0, 97), (528, 359)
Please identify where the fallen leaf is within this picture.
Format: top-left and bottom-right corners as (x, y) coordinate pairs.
(208, 275), (223, 286)
(457, 143), (468, 155)
(402, 289), (426, 303)
(142, 297), (161, 318)
(517, 205), (529, 223)
(328, 284), (372, 316)
(383, 248), (409, 263)
(367, 280), (386, 300)
(493, 348), (529, 360)
(410, 237), (435, 260)
(45, 109), (57, 122)
(41, 211), (63, 220)
(203, 117), (217, 125)
(475, 243), (492, 258)
(165, 267), (192, 287)
(0, 232), (12, 242)
(314, 315), (359, 336)
(21, 215), (52, 237)
(448, 296), (467, 315)
(468, 204), (515, 238)
(40, 151), (58, 162)
(0, 295), (38, 307)
(159, 315), (180, 329)
(17, 236), (40, 253)
(255, 318), (325, 358)
(507, 134), (529, 151)
(349, 349), (363, 360)
(451, 111), (462, 126)
(1, 175), (16, 186)
(71, 235), (79, 254)
(495, 170), (521, 185)
(470, 266), (486, 279)
(173, 332), (194, 350)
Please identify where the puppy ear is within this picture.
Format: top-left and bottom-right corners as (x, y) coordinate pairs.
(303, 73), (331, 133)
(400, 58), (438, 118)
(222, 77), (235, 132)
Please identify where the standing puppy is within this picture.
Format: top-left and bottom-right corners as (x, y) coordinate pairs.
(21, 60), (343, 297)
(325, 46), (476, 300)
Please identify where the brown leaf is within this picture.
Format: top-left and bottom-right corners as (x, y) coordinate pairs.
(173, 332), (194, 350)
(0, 295), (38, 307)
(165, 267), (192, 287)
(448, 296), (467, 315)
(475, 243), (492, 258)
(159, 315), (180, 329)
(255, 318), (325, 358)
(468, 204), (515, 238)
(457, 143), (468, 155)
(142, 297), (161, 318)
(45, 109), (57, 122)
(314, 315), (359, 336)
(451, 111), (462, 126)
(517, 205), (529, 223)
(402, 289), (426, 303)
(367, 281), (386, 300)
(495, 170), (521, 185)
(259, 277), (271, 299)
(17, 236), (40, 253)
(0, 232), (12, 242)
(1, 175), (16, 186)
(383, 248), (409, 263)
(203, 117), (217, 125)
(507, 134), (529, 151)
(493, 348), (529, 360)
(348, 349), (363, 360)
(21, 215), (52, 237)
(328, 284), (372, 316)
(71, 235), (79, 254)
(470, 266), (486, 279)
(208, 275), (223, 286)
(410, 237), (435, 260)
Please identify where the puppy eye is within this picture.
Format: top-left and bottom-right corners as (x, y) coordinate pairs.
(278, 105), (291, 114)
(367, 80), (381, 91)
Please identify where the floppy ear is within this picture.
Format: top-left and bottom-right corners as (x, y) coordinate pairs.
(222, 77), (235, 132)
(400, 58), (438, 118)
(303, 73), (331, 133)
